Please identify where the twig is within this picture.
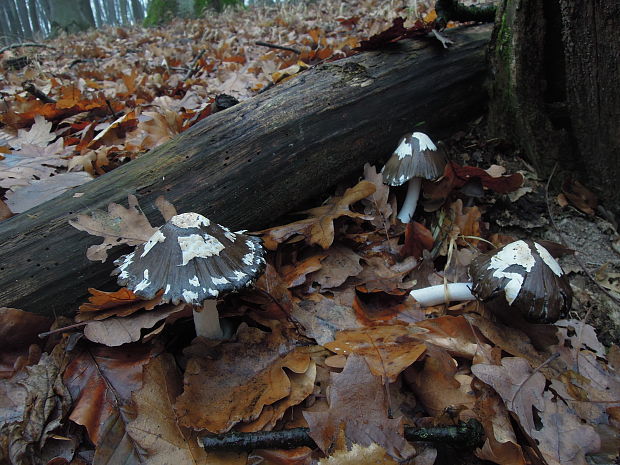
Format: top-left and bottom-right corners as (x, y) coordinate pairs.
(38, 321), (88, 338)
(255, 41), (301, 54)
(200, 419), (484, 451)
(184, 49), (205, 80)
(23, 82), (56, 104)
(0, 42), (55, 54)
(545, 163), (620, 305)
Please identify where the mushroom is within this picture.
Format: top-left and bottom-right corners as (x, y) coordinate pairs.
(410, 240), (572, 324)
(382, 132), (446, 223)
(113, 212), (266, 339)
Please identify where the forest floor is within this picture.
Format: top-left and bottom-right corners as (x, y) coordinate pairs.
(0, 1), (619, 465)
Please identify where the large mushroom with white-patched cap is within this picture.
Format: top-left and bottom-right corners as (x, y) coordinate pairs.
(381, 131), (446, 223)
(469, 239), (572, 323)
(113, 212), (266, 339)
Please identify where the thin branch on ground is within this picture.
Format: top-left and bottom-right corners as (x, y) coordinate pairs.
(0, 42), (56, 54)
(255, 41), (301, 54)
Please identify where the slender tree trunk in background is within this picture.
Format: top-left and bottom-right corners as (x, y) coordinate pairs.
(48, 0), (95, 35)
(487, 0), (620, 214)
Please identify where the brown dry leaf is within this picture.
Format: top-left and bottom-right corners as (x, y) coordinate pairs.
(562, 179), (598, 215)
(414, 315), (480, 359)
(356, 255), (418, 293)
(77, 288), (164, 321)
(69, 194), (157, 262)
(0, 199), (13, 220)
(238, 359), (317, 432)
(175, 322), (310, 432)
(0, 139), (70, 190)
(125, 110), (182, 151)
(83, 304), (186, 346)
(310, 245), (363, 289)
(154, 195), (177, 222)
(126, 353), (209, 464)
(63, 342), (155, 449)
(0, 339), (72, 465)
(361, 163), (393, 229)
(11, 114), (56, 149)
(280, 254), (325, 288)
(290, 294), (361, 346)
(259, 181), (375, 250)
(531, 390), (600, 465)
(319, 442), (398, 465)
(474, 381), (527, 465)
(405, 345), (476, 417)
(304, 354), (415, 461)
(401, 221), (434, 259)
(5, 171), (93, 213)
(325, 325), (427, 382)
(253, 263), (294, 318)
(471, 357), (545, 435)
(0, 308), (50, 379)
(450, 199), (482, 246)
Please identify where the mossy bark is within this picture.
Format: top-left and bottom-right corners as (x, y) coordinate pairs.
(488, 0), (620, 212)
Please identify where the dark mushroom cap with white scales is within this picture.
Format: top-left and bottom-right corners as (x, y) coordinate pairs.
(469, 240), (572, 323)
(113, 212), (266, 305)
(381, 132), (446, 186)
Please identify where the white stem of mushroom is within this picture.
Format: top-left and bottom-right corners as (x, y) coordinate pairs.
(397, 177), (422, 223)
(193, 300), (224, 339)
(410, 282), (475, 306)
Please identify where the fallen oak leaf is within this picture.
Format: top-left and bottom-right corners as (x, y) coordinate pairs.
(69, 194), (157, 262)
(324, 325), (427, 382)
(175, 322), (310, 433)
(303, 354), (415, 461)
(125, 354), (209, 463)
(259, 181), (375, 250)
(76, 288), (164, 322)
(83, 304), (187, 346)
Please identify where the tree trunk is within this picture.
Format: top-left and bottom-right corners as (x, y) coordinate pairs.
(0, 25), (492, 316)
(49, 0), (95, 35)
(487, 0), (620, 214)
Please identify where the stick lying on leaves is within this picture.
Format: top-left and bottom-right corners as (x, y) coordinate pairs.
(200, 419), (484, 451)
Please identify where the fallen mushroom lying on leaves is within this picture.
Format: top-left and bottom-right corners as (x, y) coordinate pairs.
(410, 239), (573, 324)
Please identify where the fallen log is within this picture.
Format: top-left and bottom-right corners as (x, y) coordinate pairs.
(0, 25), (492, 316)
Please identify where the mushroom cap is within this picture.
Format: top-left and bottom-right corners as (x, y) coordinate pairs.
(381, 132), (446, 186)
(469, 240), (572, 323)
(113, 212), (266, 305)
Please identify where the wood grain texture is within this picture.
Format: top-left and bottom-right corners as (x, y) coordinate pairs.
(0, 25), (492, 315)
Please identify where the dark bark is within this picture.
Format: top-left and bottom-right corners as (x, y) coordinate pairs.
(487, 0), (620, 214)
(200, 419), (484, 451)
(0, 25), (492, 316)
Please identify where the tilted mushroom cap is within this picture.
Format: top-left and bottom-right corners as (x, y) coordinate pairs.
(113, 212), (266, 305)
(469, 240), (572, 323)
(381, 132), (446, 186)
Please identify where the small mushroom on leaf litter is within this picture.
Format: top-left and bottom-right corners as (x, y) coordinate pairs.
(382, 131), (446, 223)
(113, 212), (266, 339)
(410, 240), (572, 324)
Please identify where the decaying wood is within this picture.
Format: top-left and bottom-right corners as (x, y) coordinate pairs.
(0, 25), (492, 316)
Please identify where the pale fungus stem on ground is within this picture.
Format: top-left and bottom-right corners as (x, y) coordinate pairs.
(409, 282), (475, 306)
(193, 300), (224, 339)
(397, 176), (422, 223)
